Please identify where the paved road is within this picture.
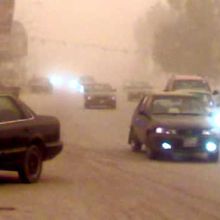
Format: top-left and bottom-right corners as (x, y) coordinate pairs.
(0, 92), (220, 220)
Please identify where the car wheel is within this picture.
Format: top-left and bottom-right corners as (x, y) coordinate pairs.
(208, 152), (219, 162)
(18, 145), (43, 183)
(145, 146), (157, 160)
(129, 129), (142, 152)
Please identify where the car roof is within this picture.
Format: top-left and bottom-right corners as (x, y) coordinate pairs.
(147, 91), (199, 98)
(173, 89), (212, 95)
(171, 74), (206, 80)
(87, 83), (110, 86)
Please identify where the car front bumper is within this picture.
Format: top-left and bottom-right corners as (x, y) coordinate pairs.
(45, 141), (63, 160)
(85, 98), (116, 108)
(148, 134), (219, 158)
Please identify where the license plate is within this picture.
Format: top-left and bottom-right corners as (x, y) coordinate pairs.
(184, 137), (198, 147)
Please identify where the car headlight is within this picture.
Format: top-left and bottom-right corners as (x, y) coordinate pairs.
(48, 75), (64, 88)
(205, 141), (217, 152)
(202, 129), (212, 135)
(155, 127), (176, 135)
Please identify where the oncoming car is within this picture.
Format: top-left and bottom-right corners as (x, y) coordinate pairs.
(164, 74), (211, 92)
(79, 75), (96, 91)
(84, 83), (116, 109)
(128, 92), (220, 161)
(0, 94), (62, 183)
(123, 81), (152, 101)
(175, 89), (215, 109)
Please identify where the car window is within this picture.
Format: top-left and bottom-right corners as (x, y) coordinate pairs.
(173, 80), (209, 91)
(0, 97), (25, 122)
(192, 93), (214, 107)
(151, 96), (208, 115)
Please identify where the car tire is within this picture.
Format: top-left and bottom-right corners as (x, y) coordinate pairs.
(208, 152), (219, 162)
(18, 145), (43, 183)
(145, 146), (157, 160)
(129, 129), (142, 152)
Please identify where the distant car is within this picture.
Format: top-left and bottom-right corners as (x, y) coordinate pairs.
(123, 81), (152, 101)
(29, 77), (53, 93)
(128, 91), (220, 161)
(79, 75), (96, 90)
(84, 83), (117, 109)
(164, 74), (211, 92)
(0, 94), (62, 183)
(175, 89), (215, 109)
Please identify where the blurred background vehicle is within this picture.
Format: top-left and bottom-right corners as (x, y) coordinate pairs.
(164, 75), (212, 92)
(175, 89), (216, 110)
(79, 75), (96, 91)
(84, 83), (117, 109)
(28, 76), (53, 93)
(123, 81), (152, 101)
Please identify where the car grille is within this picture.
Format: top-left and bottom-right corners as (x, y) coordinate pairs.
(177, 128), (202, 136)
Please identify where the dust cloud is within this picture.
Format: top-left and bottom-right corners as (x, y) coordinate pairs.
(14, 0), (161, 87)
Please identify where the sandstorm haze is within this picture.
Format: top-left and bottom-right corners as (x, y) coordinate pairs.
(14, 0), (161, 85)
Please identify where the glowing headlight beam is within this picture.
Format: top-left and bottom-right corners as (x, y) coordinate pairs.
(68, 79), (80, 90)
(49, 75), (64, 88)
(156, 127), (163, 134)
(205, 142), (217, 152)
(161, 142), (172, 150)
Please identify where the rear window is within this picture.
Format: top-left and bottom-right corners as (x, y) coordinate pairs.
(173, 80), (210, 91)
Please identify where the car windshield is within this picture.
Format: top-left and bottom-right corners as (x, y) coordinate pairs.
(151, 96), (209, 115)
(190, 92), (214, 107)
(86, 84), (113, 92)
(173, 80), (210, 91)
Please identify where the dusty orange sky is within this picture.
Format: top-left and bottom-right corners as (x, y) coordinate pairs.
(14, 0), (167, 86)
(15, 0), (158, 49)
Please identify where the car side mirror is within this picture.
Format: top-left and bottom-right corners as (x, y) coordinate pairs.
(213, 90), (219, 95)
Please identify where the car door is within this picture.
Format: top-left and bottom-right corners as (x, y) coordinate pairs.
(0, 96), (34, 154)
(133, 96), (151, 144)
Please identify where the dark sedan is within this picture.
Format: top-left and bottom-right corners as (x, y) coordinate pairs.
(0, 95), (62, 183)
(128, 92), (220, 161)
(123, 81), (152, 101)
(84, 83), (116, 109)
